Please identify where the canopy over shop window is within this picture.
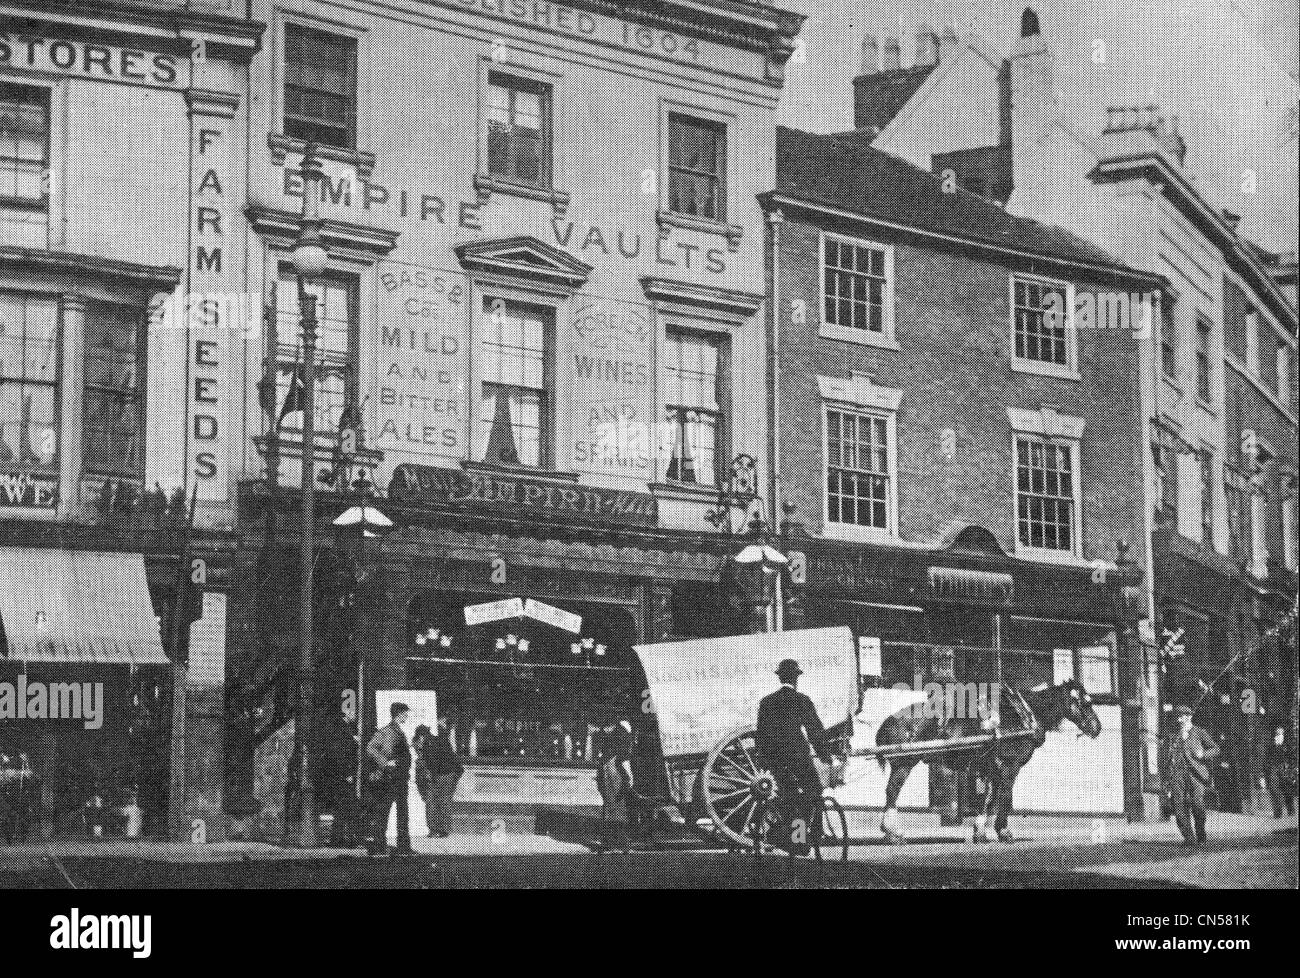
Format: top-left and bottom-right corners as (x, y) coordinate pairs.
(0, 547), (168, 665)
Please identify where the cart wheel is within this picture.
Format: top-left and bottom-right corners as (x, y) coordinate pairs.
(815, 796), (850, 864)
(701, 727), (776, 850)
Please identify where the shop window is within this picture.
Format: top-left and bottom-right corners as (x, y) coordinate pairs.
(0, 290), (59, 472)
(822, 233), (893, 338)
(1014, 435), (1078, 554)
(667, 113), (726, 222)
(477, 297), (552, 468)
(405, 592), (638, 764)
(1195, 314), (1212, 404)
(283, 24), (357, 150)
(486, 73), (551, 189)
(83, 302), (145, 479)
(1012, 274), (1075, 375)
(663, 328), (725, 486)
(0, 82), (48, 210)
(273, 270), (357, 444)
(825, 407), (894, 533)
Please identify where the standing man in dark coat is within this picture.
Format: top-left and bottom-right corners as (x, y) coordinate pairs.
(364, 702), (414, 856)
(756, 659), (830, 846)
(1263, 725), (1297, 819)
(417, 718), (464, 838)
(1161, 705), (1220, 847)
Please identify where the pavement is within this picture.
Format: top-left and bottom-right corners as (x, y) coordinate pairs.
(1, 809), (1294, 888)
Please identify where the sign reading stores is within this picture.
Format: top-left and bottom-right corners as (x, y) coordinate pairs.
(0, 35), (186, 88)
(0, 675), (104, 730)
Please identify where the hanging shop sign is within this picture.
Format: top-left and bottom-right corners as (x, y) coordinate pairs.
(389, 463), (658, 527)
(464, 597), (524, 627)
(522, 598), (582, 634)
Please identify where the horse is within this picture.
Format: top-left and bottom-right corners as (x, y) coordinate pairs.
(874, 678), (1102, 843)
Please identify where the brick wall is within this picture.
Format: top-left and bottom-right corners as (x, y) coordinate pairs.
(775, 215), (1148, 571)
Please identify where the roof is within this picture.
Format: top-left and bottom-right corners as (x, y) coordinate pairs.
(773, 126), (1149, 278)
(850, 65), (936, 135)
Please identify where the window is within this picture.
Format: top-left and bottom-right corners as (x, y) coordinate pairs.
(1160, 302), (1178, 378)
(1153, 441), (1178, 523)
(0, 83), (48, 208)
(823, 235), (891, 336)
(1277, 342), (1292, 407)
(1012, 275), (1073, 372)
(478, 297), (551, 468)
(663, 330), (725, 486)
(1078, 643), (1116, 696)
(1195, 315), (1212, 403)
(487, 73), (551, 188)
(0, 291), (58, 470)
(1199, 450), (1215, 546)
(1015, 435), (1076, 553)
(1250, 493), (1267, 577)
(274, 271), (357, 441)
(667, 113), (725, 222)
(1245, 311), (1259, 375)
(283, 24), (357, 150)
(83, 303), (145, 478)
(1226, 477), (1249, 564)
(826, 408), (892, 531)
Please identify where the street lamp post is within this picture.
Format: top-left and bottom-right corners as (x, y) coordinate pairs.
(289, 145), (329, 848)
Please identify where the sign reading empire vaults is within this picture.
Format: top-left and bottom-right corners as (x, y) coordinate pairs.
(389, 463), (657, 526)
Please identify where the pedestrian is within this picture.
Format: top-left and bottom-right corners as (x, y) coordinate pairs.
(595, 718), (635, 852)
(364, 702), (414, 856)
(1262, 725), (1297, 819)
(415, 719), (464, 838)
(1160, 705), (1220, 847)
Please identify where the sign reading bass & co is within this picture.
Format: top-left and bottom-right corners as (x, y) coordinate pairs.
(389, 463), (657, 527)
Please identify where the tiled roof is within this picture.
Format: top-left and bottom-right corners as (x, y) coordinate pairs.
(850, 65), (936, 134)
(774, 126), (1145, 275)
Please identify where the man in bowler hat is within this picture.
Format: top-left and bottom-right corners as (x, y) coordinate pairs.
(756, 659), (831, 846)
(1161, 705), (1219, 847)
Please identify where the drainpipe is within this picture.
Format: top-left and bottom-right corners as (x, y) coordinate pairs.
(766, 208), (784, 535)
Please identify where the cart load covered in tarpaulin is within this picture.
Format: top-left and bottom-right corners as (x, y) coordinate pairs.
(633, 627), (858, 758)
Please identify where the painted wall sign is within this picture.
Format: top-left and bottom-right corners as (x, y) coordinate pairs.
(0, 35), (187, 88)
(389, 462), (658, 526)
(567, 299), (654, 476)
(375, 262), (469, 464)
(187, 592), (227, 689)
(0, 469), (58, 508)
(187, 103), (234, 502)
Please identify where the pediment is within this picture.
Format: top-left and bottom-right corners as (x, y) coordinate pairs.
(454, 236), (591, 292)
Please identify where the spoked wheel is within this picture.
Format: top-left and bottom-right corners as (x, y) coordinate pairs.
(701, 727), (776, 850)
(815, 796), (850, 864)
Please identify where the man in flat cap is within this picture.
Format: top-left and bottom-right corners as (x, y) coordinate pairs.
(756, 659), (831, 849)
(1161, 704), (1219, 847)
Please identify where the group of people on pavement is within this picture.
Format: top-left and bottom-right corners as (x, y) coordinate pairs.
(362, 702), (464, 856)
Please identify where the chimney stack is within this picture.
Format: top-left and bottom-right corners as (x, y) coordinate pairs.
(914, 26), (939, 66)
(882, 37), (901, 71)
(859, 33), (879, 75)
(940, 24), (958, 59)
(1009, 7), (1056, 209)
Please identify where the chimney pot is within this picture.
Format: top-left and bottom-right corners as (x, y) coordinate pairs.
(1021, 7), (1041, 39)
(883, 37), (901, 71)
(1221, 209), (1241, 231)
(859, 33), (879, 75)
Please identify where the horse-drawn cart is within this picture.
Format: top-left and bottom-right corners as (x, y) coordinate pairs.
(633, 627), (1060, 860)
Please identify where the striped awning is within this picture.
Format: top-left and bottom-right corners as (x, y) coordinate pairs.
(0, 547), (169, 666)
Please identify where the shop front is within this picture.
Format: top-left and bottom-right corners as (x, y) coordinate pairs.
(0, 547), (173, 839)
(793, 525), (1144, 818)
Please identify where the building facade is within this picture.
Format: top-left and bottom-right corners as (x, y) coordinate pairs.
(766, 126), (1162, 820)
(843, 6), (1299, 816)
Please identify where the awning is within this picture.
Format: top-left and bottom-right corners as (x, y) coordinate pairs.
(0, 547), (169, 666)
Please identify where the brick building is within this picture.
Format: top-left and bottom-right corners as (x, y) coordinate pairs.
(764, 126), (1165, 820)
(836, 6), (1298, 816)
